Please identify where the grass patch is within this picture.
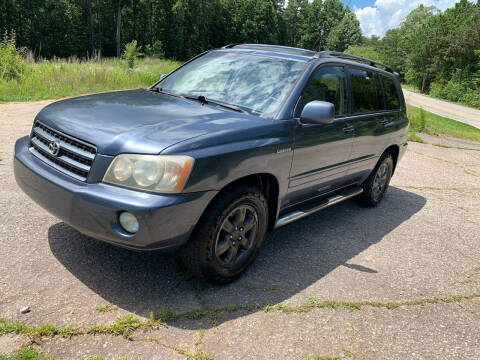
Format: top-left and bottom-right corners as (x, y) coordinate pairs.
(0, 346), (52, 360)
(223, 304), (239, 312)
(457, 147), (480, 151)
(0, 295), (474, 343)
(0, 57), (180, 103)
(433, 143), (452, 149)
(149, 309), (179, 324)
(184, 309), (209, 320)
(343, 349), (353, 357)
(87, 315), (145, 339)
(96, 304), (118, 313)
(433, 144), (480, 151)
(401, 84), (419, 93)
(407, 132), (425, 143)
(407, 105), (480, 142)
(175, 348), (211, 360)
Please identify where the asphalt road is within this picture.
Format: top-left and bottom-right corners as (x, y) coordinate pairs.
(0, 100), (479, 359)
(403, 89), (480, 129)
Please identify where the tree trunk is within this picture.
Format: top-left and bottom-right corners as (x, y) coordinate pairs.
(87, 0), (94, 56)
(421, 74), (427, 94)
(116, 0), (124, 58)
(133, 0), (137, 41)
(149, 0), (153, 48)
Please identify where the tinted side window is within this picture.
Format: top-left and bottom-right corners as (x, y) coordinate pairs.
(350, 68), (378, 113)
(297, 66), (347, 117)
(376, 74), (386, 109)
(382, 75), (400, 110)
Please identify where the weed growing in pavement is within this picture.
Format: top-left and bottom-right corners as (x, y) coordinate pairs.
(96, 304), (118, 313)
(87, 315), (145, 339)
(0, 346), (53, 360)
(149, 309), (179, 324)
(0, 294), (473, 342)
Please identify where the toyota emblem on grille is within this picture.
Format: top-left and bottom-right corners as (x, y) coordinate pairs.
(48, 141), (61, 156)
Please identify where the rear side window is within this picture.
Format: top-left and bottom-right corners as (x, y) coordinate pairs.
(350, 68), (379, 113)
(375, 74), (385, 109)
(297, 66), (347, 117)
(381, 75), (400, 110)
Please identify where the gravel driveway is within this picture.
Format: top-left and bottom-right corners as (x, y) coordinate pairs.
(0, 99), (479, 359)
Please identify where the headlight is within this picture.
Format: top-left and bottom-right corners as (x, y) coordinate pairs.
(103, 154), (194, 193)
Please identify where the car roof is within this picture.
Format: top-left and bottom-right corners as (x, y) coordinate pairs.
(219, 44), (395, 75)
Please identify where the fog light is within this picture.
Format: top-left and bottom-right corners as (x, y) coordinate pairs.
(119, 212), (139, 234)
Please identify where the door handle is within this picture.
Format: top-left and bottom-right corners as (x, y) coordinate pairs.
(342, 124), (354, 134)
(380, 118), (389, 126)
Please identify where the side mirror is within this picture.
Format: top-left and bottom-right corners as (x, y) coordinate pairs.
(300, 101), (335, 125)
(158, 73), (167, 81)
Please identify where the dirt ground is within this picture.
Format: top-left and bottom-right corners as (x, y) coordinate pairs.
(0, 100), (479, 359)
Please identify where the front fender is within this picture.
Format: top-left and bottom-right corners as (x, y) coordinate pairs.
(164, 120), (295, 201)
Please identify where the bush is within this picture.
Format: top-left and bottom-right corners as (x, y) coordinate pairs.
(122, 40), (142, 69)
(405, 69), (423, 91)
(0, 31), (26, 81)
(429, 67), (480, 109)
(463, 89), (480, 108)
(145, 40), (165, 59)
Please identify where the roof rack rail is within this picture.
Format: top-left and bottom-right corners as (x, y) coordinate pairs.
(315, 51), (393, 73)
(220, 43), (316, 57)
(222, 44), (240, 49)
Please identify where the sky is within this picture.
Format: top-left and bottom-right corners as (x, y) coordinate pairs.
(341, 0), (469, 37)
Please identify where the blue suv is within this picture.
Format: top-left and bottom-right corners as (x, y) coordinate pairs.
(14, 44), (408, 284)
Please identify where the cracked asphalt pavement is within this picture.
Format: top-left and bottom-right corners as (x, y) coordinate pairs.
(0, 100), (479, 359)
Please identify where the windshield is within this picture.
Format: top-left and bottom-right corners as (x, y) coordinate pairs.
(154, 51), (307, 116)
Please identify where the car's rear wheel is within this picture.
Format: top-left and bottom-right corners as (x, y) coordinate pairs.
(180, 184), (268, 284)
(357, 153), (394, 207)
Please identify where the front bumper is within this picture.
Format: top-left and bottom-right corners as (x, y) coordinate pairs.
(14, 136), (217, 250)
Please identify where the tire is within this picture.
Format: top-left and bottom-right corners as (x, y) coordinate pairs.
(180, 184), (268, 284)
(357, 153), (394, 207)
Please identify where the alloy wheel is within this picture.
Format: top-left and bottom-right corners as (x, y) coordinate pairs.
(215, 205), (258, 266)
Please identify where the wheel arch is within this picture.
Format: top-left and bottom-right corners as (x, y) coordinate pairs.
(203, 173), (280, 232)
(383, 144), (400, 174)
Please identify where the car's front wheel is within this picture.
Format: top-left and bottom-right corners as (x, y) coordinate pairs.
(180, 184), (268, 284)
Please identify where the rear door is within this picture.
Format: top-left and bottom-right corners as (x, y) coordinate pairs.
(379, 74), (406, 144)
(345, 67), (391, 182)
(286, 65), (355, 206)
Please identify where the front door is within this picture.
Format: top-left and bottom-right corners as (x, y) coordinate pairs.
(286, 65), (354, 207)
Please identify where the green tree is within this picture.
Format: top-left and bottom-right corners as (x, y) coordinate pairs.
(299, 0), (345, 51)
(282, 0), (307, 47)
(326, 11), (361, 52)
(123, 39), (142, 68)
(345, 45), (384, 63)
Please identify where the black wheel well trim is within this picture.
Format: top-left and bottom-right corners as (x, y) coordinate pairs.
(205, 173), (280, 232)
(383, 144), (400, 174)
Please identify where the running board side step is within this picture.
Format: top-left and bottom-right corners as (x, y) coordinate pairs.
(275, 187), (363, 229)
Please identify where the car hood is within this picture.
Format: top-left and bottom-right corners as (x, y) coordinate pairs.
(35, 89), (267, 155)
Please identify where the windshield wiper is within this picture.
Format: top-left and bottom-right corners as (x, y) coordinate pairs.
(149, 87), (183, 99)
(181, 94), (247, 114)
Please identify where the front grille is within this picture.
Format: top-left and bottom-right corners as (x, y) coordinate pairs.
(29, 122), (97, 182)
